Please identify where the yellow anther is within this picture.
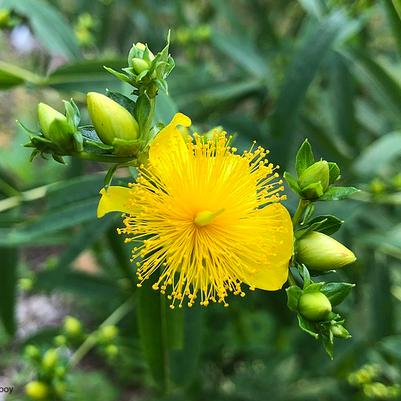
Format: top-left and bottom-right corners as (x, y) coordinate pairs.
(194, 209), (225, 227)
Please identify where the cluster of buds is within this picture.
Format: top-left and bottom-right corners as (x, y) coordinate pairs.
(105, 34), (174, 98)
(348, 364), (401, 400)
(284, 139), (358, 201)
(284, 139), (358, 358)
(22, 316), (121, 400)
(20, 35), (174, 173)
(23, 345), (67, 400)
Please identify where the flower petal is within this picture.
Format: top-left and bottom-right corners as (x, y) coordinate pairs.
(97, 186), (132, 218)
(148, 112), (191, 166)
(243, 203), (293, 290)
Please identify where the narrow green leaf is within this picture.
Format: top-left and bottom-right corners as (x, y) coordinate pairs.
(321, 282), (355, 306)
(306, 215), (343, 235)
(328, 162), (341, 184)
(353, 131), (401, 177)
(0, 247), (18, 336)
(271, 11), (356, 163)
(295, 139), (315, 176)
(137, 281), (168, 390)
(286, 286), (303, 311)
(383, 0), (401, 57)
(319, 186), (359, 201)
(283, 171), (301, 194)
(297, 314), (319, 339)
(212, 31), (268, 78)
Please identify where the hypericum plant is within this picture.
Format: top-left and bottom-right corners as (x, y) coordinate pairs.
(20, 33), (358, 364)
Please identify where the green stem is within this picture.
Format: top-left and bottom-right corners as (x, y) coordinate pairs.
(70, 151), (139, 165)
(68, 295), (135, 369)
(292, 199), (310, 226)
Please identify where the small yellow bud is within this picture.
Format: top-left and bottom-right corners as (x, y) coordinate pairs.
(42, 348), (58, 371)
(63, 316), (82, 337)
(38, 103), (72, 145)
(99, 325), (119, 342)
(296, 231), (356, 271)
(25, 381), (50, 400)
(299, 292), (332, 321)
(87, 92), (139, 145)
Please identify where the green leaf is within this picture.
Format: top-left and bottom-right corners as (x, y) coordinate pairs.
(303, 282), (324, 293)
(106, 90), (135, 114)
(3, 0), (81, 60)
(319, 186), (359, 201)
(321, 333), (334, 360)
(353, 131), (401, 177)
(286, 286), (303, 311)
(379, 335), (401, 359)
(297, 314), (319, 339)
(169, 307), (203, 387)
(0, 247), (18, 336)
(212, 31), (268, 78)
(283, 171), (300, 194)
(0, 61), (43, 89)
(383, 0), (401, 57)
(137, 281), (168, 391)
(48, 60), (126, 92)
(295, 139), (315, 176)
(321, 282), (355, 306)
(306, 215), (343, 235)
(271, 11), (357, 163)
(328, 162), (341, 184)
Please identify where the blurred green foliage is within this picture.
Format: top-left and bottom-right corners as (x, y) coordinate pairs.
(0, 0), (401, 400)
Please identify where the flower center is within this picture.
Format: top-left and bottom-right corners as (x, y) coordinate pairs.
(194, 209), (225, 227)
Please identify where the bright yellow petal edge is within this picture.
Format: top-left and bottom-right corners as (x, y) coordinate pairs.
(242, 203), (293, 291)
(97, 186), (131, 217)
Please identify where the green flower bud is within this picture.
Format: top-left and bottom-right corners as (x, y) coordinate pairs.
(369, 178), (386, 194)
(0, 9), (10, 27)
(55, 366), (66, 378)
(63, 316), (82, 338)
(24, 345), (41, 361)
(299, 160), (330, 199)
(54, 335), (67, 346)
(134, 42), (155, 60)
(105, 344), (119, 359)
(98, 325), (119, 343)
(298, 292), (332, 321)
(132, 57), (150, 74)
(296, 231), (356, 271)
(87, 92), (139, 145)
(25, 381), (50, 400)
(41, 348), (58, 371)
(37, 103), (73, 146)
(330, 324), (351, 339)
(19, 277), (34, 291)
(54, 380), (66, 397)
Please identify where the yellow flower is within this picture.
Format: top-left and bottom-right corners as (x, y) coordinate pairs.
(98, 113), (293, 307)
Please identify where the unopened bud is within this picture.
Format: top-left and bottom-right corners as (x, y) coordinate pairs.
(296, 231), (356, 271)
(25, 381), (50, 400)
(87, 92), (139, 145)
(24, 345), (40, 361)
(331, 324), (351, 339)
(132, 57), (150, 74)
(54, 335), (67, 346)
(105, 344), (119, 359)
(38, 103), (73, 146)
(299, 160), (330, 199)
(299, 292), (332, 321)
(63, 316), (82, 338)
(42, 348), (58, 371)
(98, 325), (119, 343)
(134, 42), (155, 60)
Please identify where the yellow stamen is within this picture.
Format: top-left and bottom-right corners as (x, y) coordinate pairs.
(194, 209), (225, 227)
